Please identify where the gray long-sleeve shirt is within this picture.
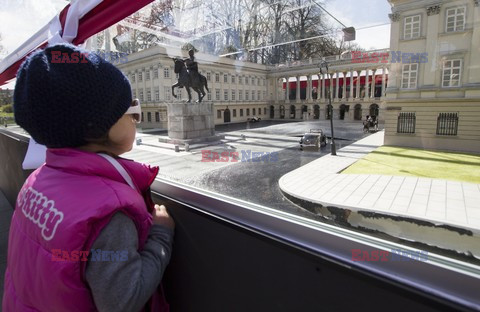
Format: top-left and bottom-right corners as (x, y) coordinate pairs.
(85, 212), (174, 312)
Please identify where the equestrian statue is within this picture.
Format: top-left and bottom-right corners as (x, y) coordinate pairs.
(172, 49), (209, 103)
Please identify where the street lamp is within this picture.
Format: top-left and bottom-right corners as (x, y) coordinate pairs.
(319, 61), (336, 156)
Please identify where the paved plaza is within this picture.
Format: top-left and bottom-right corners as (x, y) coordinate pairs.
(279, 131), (480, 259)
(279, 131), (480, 232)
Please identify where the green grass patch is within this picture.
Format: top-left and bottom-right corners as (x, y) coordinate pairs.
(342, 146), (480, 184)
(0, 112), (15, 125)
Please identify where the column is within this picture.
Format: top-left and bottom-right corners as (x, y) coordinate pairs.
(467, 2), (480, 94)
(424, 5), (442, 87)
(387, 12), (401, 93)
(296, 76), (301, 102)
(364, 69), (370, 99)
(343, 72), (347, 100)
(150, 67), (155, 102)
(285, 77), (290, 102)
(307, 75), (312, 102)
(381, 68), (386, 98)
(349, 70), (354, 100)
(328, 73), (332, 99)
(371, 68), (376, 98)
(356, 70), (361, 99)
(322, 74), (326, 100)
(274, 78), (278, 102)
(335, 73), (340, 100)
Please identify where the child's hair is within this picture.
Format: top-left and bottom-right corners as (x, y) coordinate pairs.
(13, 44), (132, 148)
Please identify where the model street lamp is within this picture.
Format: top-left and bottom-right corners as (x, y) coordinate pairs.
(319, 60), (336, 156)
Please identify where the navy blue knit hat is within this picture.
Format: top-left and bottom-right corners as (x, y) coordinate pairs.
(14, 44), (132, 148)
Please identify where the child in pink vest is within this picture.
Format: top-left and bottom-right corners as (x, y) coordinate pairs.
(3, 44), (174, 311)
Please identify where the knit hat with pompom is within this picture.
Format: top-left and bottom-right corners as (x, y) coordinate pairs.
(14, 43), (132, 148)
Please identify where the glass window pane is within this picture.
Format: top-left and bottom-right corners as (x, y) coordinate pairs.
(2, 0), (478, 282)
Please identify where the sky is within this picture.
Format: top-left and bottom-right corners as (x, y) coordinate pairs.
(0, 0), (68, 57)
(327, 0), (391, 50)
(0, 0), (392, 89)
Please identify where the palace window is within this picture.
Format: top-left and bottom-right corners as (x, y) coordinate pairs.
(437, 112), (459, 136)
(446, 7), (465, 32)
(442, 59), (462, 87)
(401, 63), (418, 89)
(404, 15), (420, 39)
(397, 112), (416, 134)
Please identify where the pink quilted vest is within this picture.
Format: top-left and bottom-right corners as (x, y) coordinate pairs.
(2, 148), (161, 311)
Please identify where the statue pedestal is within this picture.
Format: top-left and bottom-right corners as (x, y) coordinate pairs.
(159, 102), (224, 146)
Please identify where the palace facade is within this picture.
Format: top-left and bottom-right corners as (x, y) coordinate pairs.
(116, 46), (390, 129)
(385, 0), (480, 153)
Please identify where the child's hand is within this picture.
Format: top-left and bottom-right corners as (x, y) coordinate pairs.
(152, 204), (175, 230)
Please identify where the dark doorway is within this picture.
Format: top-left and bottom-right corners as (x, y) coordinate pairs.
(290, 105), (296, 119)
(370, 104), (379, 118)
(339, 104), (346, 120)
(313, 105), (320, 119)
(270, 105), (275, 119)
(354, 104), (362, 121)
(326, 105), (332, 120)
(224, 108), (231, 123)
(280, 105), (285, 119)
